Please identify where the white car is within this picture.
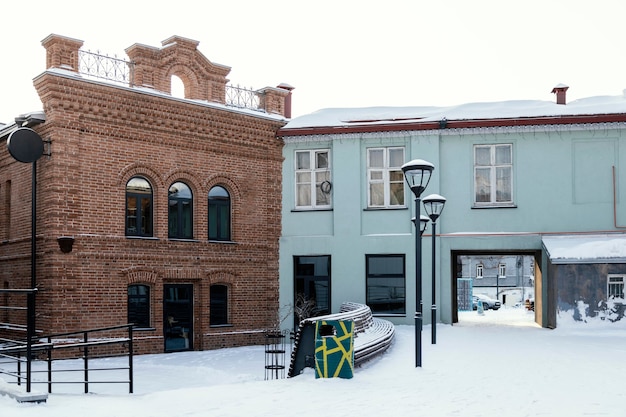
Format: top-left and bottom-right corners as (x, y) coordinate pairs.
(473, 294), (501, 310)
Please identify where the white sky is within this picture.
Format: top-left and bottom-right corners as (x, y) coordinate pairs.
(1, 0), (626, 125)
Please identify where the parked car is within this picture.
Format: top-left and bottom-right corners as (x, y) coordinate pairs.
(473, 294), (501, 310)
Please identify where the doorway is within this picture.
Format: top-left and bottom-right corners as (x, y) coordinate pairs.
(452, 251), (541, 326)
(164, 284), (193, 352)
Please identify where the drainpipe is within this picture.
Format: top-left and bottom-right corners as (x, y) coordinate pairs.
(613, 166), (626, 228)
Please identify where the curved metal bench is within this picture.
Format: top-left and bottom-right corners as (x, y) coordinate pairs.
(288, 302), (395, 377)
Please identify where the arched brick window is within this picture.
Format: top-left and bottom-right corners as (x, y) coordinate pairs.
(168, 181), (193, 239)
(208, 185), (231, 241)
(126, 176), (153, 237)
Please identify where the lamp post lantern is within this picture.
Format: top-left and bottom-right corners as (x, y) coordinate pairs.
(401, 159), (434, 367)
(412, 215), (430, 234)
(423, 194), (446, 345)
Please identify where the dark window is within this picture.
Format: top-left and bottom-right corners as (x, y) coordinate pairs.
(366, 254), (406, 315)
(128, 284), (150, 328)
(126, 177), (153, 237)
(168, 182), (193, 239)
(210, 284), (228, 326)
(294, 256), (331, 324)
(208, 186), (231, 241)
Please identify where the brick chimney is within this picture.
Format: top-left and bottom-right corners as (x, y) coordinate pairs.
(277, 83), (295, 118)
(551, 84), (569, 105)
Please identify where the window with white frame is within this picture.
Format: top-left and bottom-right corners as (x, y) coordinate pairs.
(476, 264), (484, 279)
(367, 147), (405, 208)
(474, 144), (513, 206)
(498, 263), (506, 278)
(295, 149), (331, 209)
(607, 275), (625, 302)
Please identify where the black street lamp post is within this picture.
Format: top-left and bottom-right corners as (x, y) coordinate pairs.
(6, 127), (45, 393)
(401, 159), (434, 368)
(423, 194), (446, 345)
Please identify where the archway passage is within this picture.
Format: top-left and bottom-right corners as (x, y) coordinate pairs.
(452, 251), (541, 327)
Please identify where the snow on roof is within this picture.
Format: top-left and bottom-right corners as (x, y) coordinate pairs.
(284, 94), (626, 129)
(542, 234), (626, 264)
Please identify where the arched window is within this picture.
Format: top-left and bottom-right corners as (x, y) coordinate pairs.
(208, 186), (231, 241)
(126, 177), (153, 237)
(128, 284), (150, 328)
(168, 182), (193, 239)
(171, 75), (185, 98)
(210, 284), (228, 326)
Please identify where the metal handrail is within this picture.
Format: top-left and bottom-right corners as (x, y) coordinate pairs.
(0, 288), (38, 293)
(0, 324), (134, 394)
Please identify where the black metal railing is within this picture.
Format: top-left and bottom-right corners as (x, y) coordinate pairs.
(0, 324), (134, 394)
(78, 50), (134, 85)
(225, 84), (261, 110)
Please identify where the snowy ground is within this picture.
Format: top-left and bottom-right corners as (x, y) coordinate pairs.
(2, 307), (625, 416)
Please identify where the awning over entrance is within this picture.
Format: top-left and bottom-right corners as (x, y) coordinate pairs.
(542, 234), (626, 264)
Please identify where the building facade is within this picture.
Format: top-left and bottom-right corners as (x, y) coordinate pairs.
(0, 34), (291, 353)
(457, 254), (535, 308)
(278, 87), (626, 330)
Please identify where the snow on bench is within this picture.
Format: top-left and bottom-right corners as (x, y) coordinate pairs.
(288, 302), (395, 376)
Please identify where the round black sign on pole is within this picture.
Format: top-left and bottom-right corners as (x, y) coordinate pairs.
(7, 128), (44, 163)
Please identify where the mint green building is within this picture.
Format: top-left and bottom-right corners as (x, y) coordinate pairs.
(278, 86), (626, 330)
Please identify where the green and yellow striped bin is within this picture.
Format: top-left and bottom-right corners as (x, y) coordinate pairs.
(314, 320), (354, 379)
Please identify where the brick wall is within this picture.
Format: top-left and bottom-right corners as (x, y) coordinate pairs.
(0, 34), (288, 354)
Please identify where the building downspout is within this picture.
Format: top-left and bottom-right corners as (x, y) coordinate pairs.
(613, 166), (626, 228)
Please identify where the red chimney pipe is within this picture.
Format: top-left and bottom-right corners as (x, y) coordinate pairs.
(551, 84), (569, 105)
(277, 83), (295, 118)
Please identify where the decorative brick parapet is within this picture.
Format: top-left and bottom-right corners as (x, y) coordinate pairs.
(41, 34), (83, 72)
(125, 35), (231, 103)
(40, 34), (293, 117)
(258, 86), (292, 116)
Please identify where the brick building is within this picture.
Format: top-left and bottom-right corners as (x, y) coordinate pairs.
(0, 34), (291, 354)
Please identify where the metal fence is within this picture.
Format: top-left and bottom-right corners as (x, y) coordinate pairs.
(78, 50), (133, 85)
(0, 324), (134, 394)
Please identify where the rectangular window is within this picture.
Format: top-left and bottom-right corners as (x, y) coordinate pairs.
(295, 149), (331, 209)
(128, 284), (150, 328)
(498, 263), (506, 278)
(366, 254), (405, 315)
(608, 275), (625, 301)
(210, 284), (229, 326)
(474, 144), (513, 206)
(367, 147), (405, 208)
(476, 264), (484, 279)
